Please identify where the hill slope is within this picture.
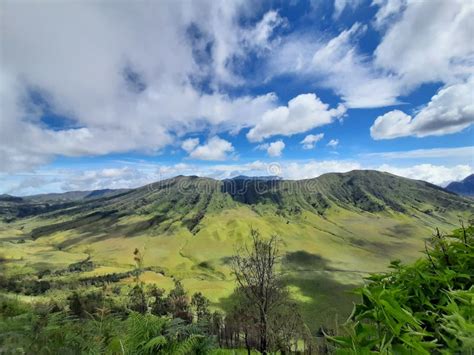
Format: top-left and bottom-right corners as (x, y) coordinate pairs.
(1, 170), (472, 330)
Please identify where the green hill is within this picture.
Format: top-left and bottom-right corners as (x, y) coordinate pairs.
(1, 170), (472, 331)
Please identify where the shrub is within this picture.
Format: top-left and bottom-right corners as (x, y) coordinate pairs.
(67, 289), (108, 318)
(329, 225), (474, 353)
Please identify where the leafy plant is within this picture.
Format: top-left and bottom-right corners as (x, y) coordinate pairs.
(329, 225), (474, 353)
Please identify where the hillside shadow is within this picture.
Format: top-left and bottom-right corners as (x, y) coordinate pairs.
(217, 250), (360, 334)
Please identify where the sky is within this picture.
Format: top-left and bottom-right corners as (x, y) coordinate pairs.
(0, 0), (473, 195)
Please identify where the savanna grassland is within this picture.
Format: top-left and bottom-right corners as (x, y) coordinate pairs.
(1, 170), (473, 336)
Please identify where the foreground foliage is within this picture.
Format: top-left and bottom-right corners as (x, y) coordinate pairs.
(0, 297), (214, 354)
(330, 225), (474, 353)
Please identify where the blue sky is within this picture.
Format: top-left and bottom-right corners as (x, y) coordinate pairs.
(1, 0), (473, 195)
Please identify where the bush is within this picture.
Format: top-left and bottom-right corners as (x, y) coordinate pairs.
(68, 289), (108, 318)
(329, 225), (474, 353)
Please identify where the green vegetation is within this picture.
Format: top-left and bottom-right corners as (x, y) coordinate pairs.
(0, 223), (473, 353)
(0, 296), (214, 354)
(0, 249), (216, 354)
(0, 171), (473, 352)
(330, 224), (474, 353)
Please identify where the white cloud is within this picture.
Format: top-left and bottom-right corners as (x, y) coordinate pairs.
(266, 140), (285, 157)
(270, 24), (403, 108)
(243, 10), (286, 51)
(256, 140), (286, 156)
(374, 0), (474, 87)
(333, 0), (362, 19)
(363, 146), (474, 160)
(0, 1), (282, 172)
(300, 133), (324, 149)
(60, 167), (147, 191)
(377, 164), (474, 187)
(269, 1), (473, 109)
(202, 7), (285, 85)
(370, 110), (412, 139)
(187, 136), (234, 161)
(283, 160), (361, 179)
(327, 139), (339, 148)
(370, 79), (474, 139)
(181, 138), (200, 153)
(371, 0), (406, 28)
(247, 93), (345, 142)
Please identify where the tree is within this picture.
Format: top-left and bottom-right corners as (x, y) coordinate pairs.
(129, 248), (147, 313)
(191, 292), (211, 324)
(132, 248), (144, 283)
(210, 311), (224, 347)
(167, 280), (192, 323)
(68, 290), (106, 318)
(129, 285), (147, 314)
(231, 228), (294, 354)
(147, 285), (168, 316)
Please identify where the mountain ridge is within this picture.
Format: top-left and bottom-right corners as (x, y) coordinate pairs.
(1, 170), (471, 222)
(1, 169), (461, 201)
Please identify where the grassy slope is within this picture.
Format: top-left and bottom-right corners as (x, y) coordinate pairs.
(1, 171), (472, 331)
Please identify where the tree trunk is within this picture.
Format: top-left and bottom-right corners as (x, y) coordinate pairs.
(245, 330), (251, 355)
(260, 311), (268, 354)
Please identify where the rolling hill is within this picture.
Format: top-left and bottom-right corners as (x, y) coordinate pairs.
(1, 170), (472, 331)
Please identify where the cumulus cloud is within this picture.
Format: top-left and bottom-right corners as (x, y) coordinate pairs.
(327, 139), (339, 148)
(300, 133), (324, 149)
(0, 1), (282, 172)
(370, 79), (474, 139)
(266, 140), (285, 157)
(181, 138), (200, 153)
(247, 94), (345, 142)
(186, 136), (234, 161)
(370, 110), (412, 140)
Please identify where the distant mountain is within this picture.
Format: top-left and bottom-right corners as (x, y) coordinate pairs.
(446, 174), (474, 197)
(24, 188), (130, 203)
(228, 175), (282, 181)
(0, 188), (130, 219)
(0, 194), (24, 203)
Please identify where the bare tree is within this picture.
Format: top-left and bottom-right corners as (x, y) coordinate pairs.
(231, 228), (288, 354)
